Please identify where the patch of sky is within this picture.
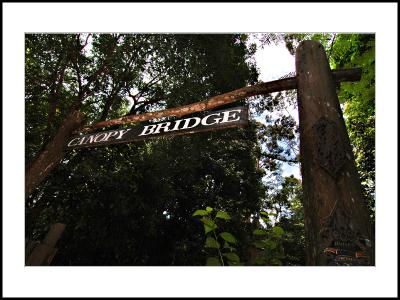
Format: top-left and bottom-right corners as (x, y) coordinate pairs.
(247, 34), (301, 181)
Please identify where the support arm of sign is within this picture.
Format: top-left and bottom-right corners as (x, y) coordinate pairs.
(80, 68), (361, 133)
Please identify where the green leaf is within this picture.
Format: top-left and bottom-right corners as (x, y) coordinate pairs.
(192, 209), (209, 217)
(215, 211), (231, 220)
(272, 226), (284, 237)
(253, 240), (265, 249)
(261, 217), (270, 224)
(220, 232), (237, 244)
(253, 229), (267, 235)
(200, 218), (217, 234)
(223, 252), (240, 263)
(223, 242), (236, 252)
(206, 206), (213, 212)
(206, 257), (221, 266)
(205, 237), (220, 249)
(200, 218), (217, 228)
(204, 224), (215, 234)
(271, 258), (282, 266)
(260, 211), (269, 216)
(255, 257), (266, 265)
(265, 239), (277, 250)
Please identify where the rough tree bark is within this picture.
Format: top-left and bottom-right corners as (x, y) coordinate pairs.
(296, 41), (374, 265)
(25, 110), (85, 200)
(26, 223), (66, 266)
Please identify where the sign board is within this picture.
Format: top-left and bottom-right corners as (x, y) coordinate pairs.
(66, 106), (248, 149)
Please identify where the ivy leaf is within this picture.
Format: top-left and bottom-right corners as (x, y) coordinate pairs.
(204, 224), (215, 234)
(265, 239), (277, 250)
(253, 229), (267, 235)
(253, 240), (265, 249)
(200, 218), (217, 234)
(271, 258), (282, 266)
(272, 226), (284, 237)
(255, 257), (266, 265)
(223, 252), (240, 263)
(261, 217), (270, 224)
(206, 257), (221, 266)
(192, 210), (209, 217)
(205, 237), (220, 249)
(223, 242), (236, 252)
(215, 211), (231, 220)
(227, 260), (241, 266)
(206, 206), (213, 212)
(220, 232), (237, 244)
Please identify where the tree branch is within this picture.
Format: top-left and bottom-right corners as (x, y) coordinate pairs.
(80, 33), (92, 51)
(129, 97), (167, 115)
(81, 34), (121, 98)
(41, 52), (70, 147)
(327, 33), (337, 60)
(262, 152), (299, 163)
(79, 68), (361, 133)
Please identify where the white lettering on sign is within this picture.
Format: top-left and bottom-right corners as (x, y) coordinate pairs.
(94, 132), (108, 142)
(68, 107), (247, 148)
(201, 113), (222, 126)
(68, 129), (132, 147)
(220, 109), (241, 123)
(170, 119), (185, 131)
(154, 122), (172, 134)
(85, 135), (96, 144)
(138, 109), (243, 137)
(139, 124), (157, 136)
(116, 129), (131, 139)
(67, 137), (81, 147)
(181, 117), (201, 130)
(104, 131), (119, 141)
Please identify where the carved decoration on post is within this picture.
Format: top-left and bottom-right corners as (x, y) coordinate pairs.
(320, 204), (371, 266)
(312, 117), (346, 179)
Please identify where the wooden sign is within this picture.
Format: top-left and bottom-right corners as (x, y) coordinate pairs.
(66, 106), (248, 149)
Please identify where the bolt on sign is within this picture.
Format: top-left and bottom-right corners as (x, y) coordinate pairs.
(66, 106), (248, 149)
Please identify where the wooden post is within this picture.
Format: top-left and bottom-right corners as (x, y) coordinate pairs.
(295, 41), (374, 265)
(26, 223), (66, 266)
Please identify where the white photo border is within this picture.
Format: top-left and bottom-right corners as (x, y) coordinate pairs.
(3, 2), (398, 298)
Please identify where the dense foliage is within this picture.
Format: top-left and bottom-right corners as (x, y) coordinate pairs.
(26, 34), (266, 265)
(25, 33), (375, 266)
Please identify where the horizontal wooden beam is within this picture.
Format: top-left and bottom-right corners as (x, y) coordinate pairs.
(80, 68), (361, 133)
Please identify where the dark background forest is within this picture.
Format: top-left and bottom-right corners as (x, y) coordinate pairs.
(25, 33), (375, 266)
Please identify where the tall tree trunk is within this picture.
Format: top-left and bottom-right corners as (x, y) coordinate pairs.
(25, 110), (84, 200)
(26, 223), (66, 266)
(296, 41), (374, 265)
